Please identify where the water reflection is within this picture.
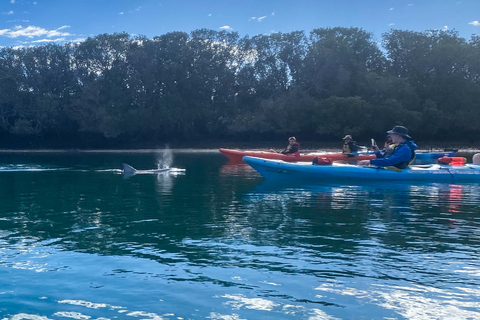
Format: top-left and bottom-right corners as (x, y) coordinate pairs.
(246, 180), (480, 215)
(1, 153), (480, 319)
(219, 162), (258, 177)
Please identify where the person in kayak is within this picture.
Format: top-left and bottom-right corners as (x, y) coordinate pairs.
(280, 137), (300, 154)
(342, 135), (361, 154)
(358, 126), (417, 169)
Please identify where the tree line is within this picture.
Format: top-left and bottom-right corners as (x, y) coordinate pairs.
(0, 27), (479, 147)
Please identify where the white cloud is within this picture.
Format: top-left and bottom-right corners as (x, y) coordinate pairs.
(469, 21), (480, 26)
(119, 12), (124, 15)
(408, 4), (414, 6)
(0, 25), (71, 39)
(388, 23), (395, 26)
(129, 6), (141, 13)
(250, 16), (267, 22)
(69, 37), (86, 44)
(10, 0), (15, 3)
(220, 25), (232, 30)
(32, 38), (66, 43)
(389, 7), (394, 11)
(3, 10), (14, 15)
(208, 13), (212, 17)
(442, 25), (449, 31)
(271, 12), (275, 16)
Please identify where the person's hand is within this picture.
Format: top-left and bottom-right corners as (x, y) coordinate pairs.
(372, 145), (379, 152)
(358, 160), (371, 166)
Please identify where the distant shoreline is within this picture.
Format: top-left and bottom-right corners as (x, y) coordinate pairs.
(0, 148), (479, 154)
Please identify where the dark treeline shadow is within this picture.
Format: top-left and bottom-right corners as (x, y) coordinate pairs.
(0, 27), (479, 148)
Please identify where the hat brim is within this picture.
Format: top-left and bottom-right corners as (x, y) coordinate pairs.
(387, 130), (411, 139)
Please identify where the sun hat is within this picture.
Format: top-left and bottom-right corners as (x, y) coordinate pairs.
(342, 135), (352, 140)
(288, 136), (296, 141)
(387, 126), (411, 139)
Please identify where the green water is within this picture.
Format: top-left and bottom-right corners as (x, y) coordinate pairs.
(1, 150), (480, 320)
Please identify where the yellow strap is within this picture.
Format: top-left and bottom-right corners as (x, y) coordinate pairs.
(385, 166), (402, 173)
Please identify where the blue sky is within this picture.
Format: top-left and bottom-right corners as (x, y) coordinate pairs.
(0, 0), (479, 48)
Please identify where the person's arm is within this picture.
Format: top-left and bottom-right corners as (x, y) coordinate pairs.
(349, 142), (360, 152)
(370, 145), (411, 167)
(375, 149), (385, 158)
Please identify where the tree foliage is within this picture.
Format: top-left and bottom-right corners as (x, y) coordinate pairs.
(0, 27), (478, 147)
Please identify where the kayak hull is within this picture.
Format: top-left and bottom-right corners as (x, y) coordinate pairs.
(219, 148), (375, 162)
(220, 148), (454, 164)
(243, 156), (480, 182)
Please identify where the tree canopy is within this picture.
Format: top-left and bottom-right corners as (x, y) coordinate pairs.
(0, 27), (478, 147)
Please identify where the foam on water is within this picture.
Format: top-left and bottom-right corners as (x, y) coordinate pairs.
(157, 146), (173, 169)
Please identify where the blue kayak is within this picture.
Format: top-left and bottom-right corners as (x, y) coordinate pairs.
(243, 156), (480, 182)
(413, 151), (456, 164)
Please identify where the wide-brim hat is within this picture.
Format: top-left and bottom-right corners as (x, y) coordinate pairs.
(387, 125), (411, 139)
(288, 136), (296, 141)
(342, 135), (352, 140)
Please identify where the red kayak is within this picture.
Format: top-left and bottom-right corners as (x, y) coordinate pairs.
(219, 148), (375, 163)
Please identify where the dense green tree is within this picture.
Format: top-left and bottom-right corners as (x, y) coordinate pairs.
(303, 27), (385, 98)
(0, 26), (478, 147)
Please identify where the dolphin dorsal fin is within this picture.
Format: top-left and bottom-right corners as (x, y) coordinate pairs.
(122, 163), (137, 173)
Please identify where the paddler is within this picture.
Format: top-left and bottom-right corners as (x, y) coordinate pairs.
(342, 135), (361, 154)
(358, 125), (417, 170)
(280, 136), (300, 154)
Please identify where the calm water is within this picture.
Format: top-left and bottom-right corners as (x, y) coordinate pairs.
(1, 150), (480, 320)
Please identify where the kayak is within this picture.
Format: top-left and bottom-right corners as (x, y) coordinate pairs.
(219, 148), (375, 162)
(219, 148), (455, 164)
(243, 156), (480, 182)
(414, 151), (456, 164)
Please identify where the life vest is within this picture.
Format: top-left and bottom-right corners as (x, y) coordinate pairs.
(342, 141), (359, 154)
(282, 142), (300, 154)
(384, 143), (396, 157)
(388, 142), (416, 169)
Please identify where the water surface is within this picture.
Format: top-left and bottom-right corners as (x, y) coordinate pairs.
(1, 150), (480, 319)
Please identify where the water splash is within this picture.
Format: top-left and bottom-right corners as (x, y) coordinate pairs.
(157, 146), (173, 169)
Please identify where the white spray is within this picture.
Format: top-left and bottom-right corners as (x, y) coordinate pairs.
(157, 145), (173, 169)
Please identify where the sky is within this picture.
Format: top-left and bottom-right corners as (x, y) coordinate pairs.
(0, 0), (479, 48)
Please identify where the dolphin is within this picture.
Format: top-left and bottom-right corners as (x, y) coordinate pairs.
(122, 163), (185, 175)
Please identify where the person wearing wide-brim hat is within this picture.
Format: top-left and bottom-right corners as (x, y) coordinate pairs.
(387, 125), (412, 139)
(280, 136), (300, 154)
(342, 134), (361, 154)
(358, 126), (418, 170)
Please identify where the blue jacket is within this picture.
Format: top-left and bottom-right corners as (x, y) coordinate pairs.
(370, 140), (418, 168)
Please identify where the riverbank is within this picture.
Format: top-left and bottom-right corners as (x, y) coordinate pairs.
(0, 137), (479, 153)
(0, 146), (478, 153)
